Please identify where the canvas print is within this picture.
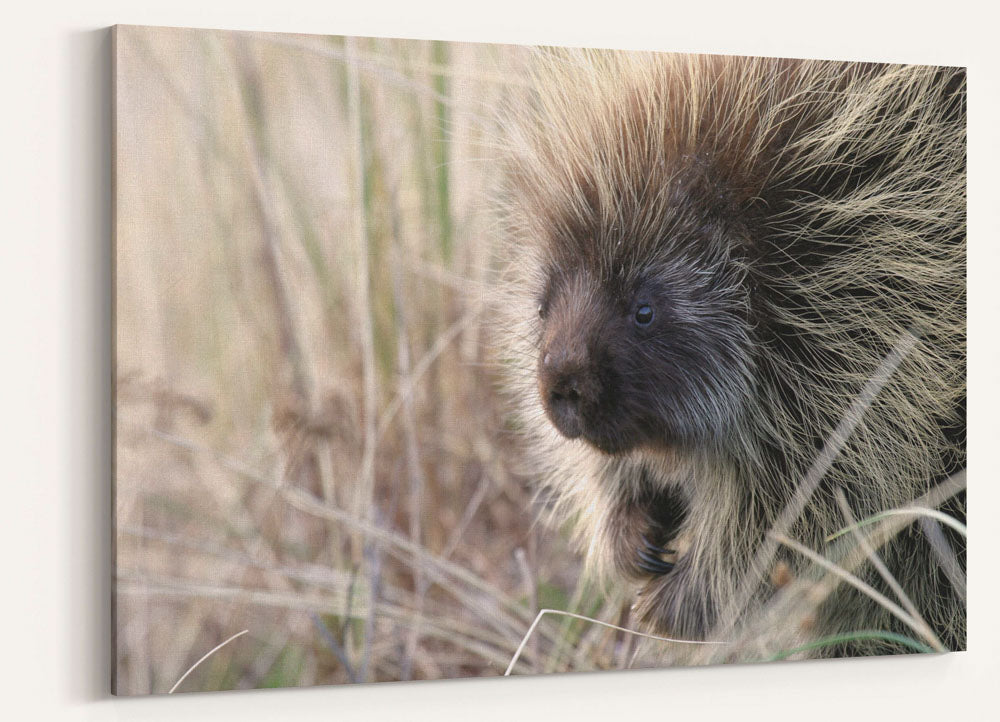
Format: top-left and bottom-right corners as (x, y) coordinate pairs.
(113, 24), (967, 695)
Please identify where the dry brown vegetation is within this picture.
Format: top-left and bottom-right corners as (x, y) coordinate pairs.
(113, 26), (642, 695)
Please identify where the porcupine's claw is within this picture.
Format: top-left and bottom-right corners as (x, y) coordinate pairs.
(637, 534), (675, 576)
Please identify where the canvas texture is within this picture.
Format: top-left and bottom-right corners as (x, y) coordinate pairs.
(113, 25), (967, 695)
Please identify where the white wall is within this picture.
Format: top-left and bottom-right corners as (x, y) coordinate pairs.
(1, 2), (996, 719)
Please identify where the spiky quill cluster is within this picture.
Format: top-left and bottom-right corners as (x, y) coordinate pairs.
(496, 50), (966, 659)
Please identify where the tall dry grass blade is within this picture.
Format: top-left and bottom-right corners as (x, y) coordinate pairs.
(713, 328), (920, 641)
(542, 573), (594, 673)
(234, 44), (314, 405)
(228, 39), (343, 525)
(866, 471), (966, 542)
(378, 153), (430, 679)
(168, 629), (249, 694)
(831, 488), (944, 651)
(827, 507), (967, 542)
(358, 534), (385, 682)
(375, 308), (481, 441)
(431, 40), (453, 263)
(919, 516), (967, 602)
(311, 614), (357, 683)
(570, 595), (631, 672)
(440, 473), (493, 560)
(513, 547), (539, 674)
(772, 533), (946, 652)
(505, 609), (726, 676)
(346, 35), (379, 537)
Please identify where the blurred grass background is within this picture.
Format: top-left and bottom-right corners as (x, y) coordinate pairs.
(113, 25), (637, 695)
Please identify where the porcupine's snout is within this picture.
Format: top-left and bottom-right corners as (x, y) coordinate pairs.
(538, 342), (596, 440)
(534, 273), (634, 455)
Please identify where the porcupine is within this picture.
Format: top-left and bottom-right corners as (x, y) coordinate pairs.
(495, 50), (966, 660)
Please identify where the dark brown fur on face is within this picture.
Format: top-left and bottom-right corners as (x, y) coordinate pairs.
(535, 248), (752, 457)
(497, 51), (966, 658)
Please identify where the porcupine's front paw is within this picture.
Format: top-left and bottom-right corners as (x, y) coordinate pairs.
(636, 534), (675, 576)
(605, 477), (687, 580)
(606, 502), (684, 581)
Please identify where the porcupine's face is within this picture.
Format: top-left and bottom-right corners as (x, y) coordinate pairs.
(533, 199), (754, 457)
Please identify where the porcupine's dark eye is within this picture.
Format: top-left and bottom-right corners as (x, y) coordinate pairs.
(634, 304), (654, 327)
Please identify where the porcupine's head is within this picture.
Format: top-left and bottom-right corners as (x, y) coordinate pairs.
(506, 51), (764, 460)
(533, 218), (752, 457)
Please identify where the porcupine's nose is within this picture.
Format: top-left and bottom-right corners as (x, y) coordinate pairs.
(540, 348), (587, 439)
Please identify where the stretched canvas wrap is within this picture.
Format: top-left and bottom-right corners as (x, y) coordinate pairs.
(113, 24), (967, 695)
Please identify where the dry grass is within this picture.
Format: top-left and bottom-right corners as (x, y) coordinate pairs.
(113, 25), (636, 694)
